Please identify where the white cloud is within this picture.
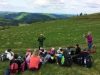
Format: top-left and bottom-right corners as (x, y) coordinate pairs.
(0, 0), (27, 12)
(80, 0), (100, 8)
(26, 0), (66, 9)
(0, 0), (100, 14)
(26, 0), (82, 11)
(0, 0), (9, 8)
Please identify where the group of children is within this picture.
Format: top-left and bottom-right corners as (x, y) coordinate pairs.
(2, 43), (94, 75)
(0, 31), (94, 75)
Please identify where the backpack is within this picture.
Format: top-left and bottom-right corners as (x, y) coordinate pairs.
(4, 68), (10, 75)
(48, 56), (56, 63)
(0, 52), (8, 61)
(10, 63), (18, 70)
(90, 50), (96, 54)
(70, 50), (75, 55)
(18, 54), (24, 63)
(84, 55), (93, 68)
(21, 61), (27, 72)
(61, 53), (72, 67)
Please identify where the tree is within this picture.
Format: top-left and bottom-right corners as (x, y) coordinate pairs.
(80, 12), (83, 16)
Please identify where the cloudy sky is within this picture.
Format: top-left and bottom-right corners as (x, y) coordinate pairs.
(0, 0), (100, 14)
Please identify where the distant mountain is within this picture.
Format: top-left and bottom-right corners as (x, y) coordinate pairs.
(40, 13), (74, 19)
(0, 11), (75, 24)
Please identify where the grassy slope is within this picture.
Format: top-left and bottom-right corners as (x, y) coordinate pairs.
(0, 13), (100, 75)
(15, 13), (28, 20)
(41, 13), (57, 18)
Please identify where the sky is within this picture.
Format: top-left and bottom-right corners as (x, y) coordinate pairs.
(0, 0), (100, 14)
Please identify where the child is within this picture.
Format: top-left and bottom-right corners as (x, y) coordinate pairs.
(25, 49), (32, 67)
(39, 48), (47, 57)
(69, 46), (75, 55)
(42, 50), (51, 64)
(57, 47), (62, 54)
(51, 47), (55, 56)
(75, 44), (81, 55)
(5, 49), (14, 60)
(10, 54), (21, 74)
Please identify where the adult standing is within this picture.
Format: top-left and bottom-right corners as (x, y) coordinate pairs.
(83, 31), (93, 51)
(38, 34), (46, 49)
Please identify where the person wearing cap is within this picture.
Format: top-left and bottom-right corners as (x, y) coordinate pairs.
(83, 31), (93, 51)
(26, 49), (31, 56)
(29, 49), (42, 71)
(38, 34), (46, 49)
(72, 47), (90, 65)
(25, 49), (32, 66)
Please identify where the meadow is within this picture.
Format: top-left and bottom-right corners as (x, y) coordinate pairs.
(0, 14), (100, 75)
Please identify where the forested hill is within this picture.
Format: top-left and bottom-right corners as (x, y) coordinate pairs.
(0, 12), (75, 24)
(0, 17), (18, 26)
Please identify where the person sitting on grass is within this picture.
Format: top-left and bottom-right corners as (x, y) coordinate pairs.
(39, 47), (47, 57)
(72, 47), (89, 66)
(68, 46), (75, 55)
(10, 54), (21, 74)
(48, 53), (56, 64)
(25, 49), (32, 66)
(50, 47), (55, 56)
(5, 49), (14, 60)
(41, 50), (51, 64)
(75, 44), (81, 55)
(29, 49), (42, 71)
(55, 48), (63, 65)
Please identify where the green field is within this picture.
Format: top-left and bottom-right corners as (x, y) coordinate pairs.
(0, 14), (100, 75)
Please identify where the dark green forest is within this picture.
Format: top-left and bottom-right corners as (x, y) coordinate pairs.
(0, 17), (18, 26)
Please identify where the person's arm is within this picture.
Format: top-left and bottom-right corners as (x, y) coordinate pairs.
(43, 37), (46, 40)
(10, 60), (12, 66)
(38, 37), (39, 41)
(85, 35), (89, 39)
(11, 51), (14, 56)
(38, 56), (41, 64)
(83, 34), (88, 38)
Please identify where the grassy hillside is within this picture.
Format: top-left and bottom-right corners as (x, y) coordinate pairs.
(0, 13), (100, 75)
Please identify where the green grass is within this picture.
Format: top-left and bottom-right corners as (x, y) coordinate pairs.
(0, 19), (100, 48)
(0, 14), (100, 75)
(15, 13), (28, 20)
